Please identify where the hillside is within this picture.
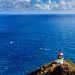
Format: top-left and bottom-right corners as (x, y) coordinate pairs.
(27, 60), (75, 75)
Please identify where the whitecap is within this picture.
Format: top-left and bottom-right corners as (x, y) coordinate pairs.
(10, 41), (13, 44)
(5, 67), (8, 70)
(39, 48), (43, 50)
(44, 49), (50, 51)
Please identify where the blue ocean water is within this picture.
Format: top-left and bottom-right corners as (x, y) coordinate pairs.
(0, 14), (75, 75)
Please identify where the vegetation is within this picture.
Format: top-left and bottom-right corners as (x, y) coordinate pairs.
(65, 60), (74, 65)
(27, 60), (75, 75)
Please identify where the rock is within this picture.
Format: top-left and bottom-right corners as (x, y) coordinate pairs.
(27, 60), (75, 75)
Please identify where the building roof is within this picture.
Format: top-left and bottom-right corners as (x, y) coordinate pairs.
(58, 52), (63, 56)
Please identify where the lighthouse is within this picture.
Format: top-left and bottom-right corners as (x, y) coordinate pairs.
(58, 52), (63, 59)
(56, 52), (64, 64)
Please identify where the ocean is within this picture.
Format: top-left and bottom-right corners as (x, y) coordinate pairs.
(0, 14), (75, 75)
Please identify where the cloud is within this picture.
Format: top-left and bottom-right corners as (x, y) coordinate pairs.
(18, 0), (31, 2)
(34, 0), (75, 10)
(35, 4), (53, 10)
(1, 0), (75, 11)
(35, 0), (53, 10)
(59, 0), (66, 6)
(58, 0), (67, 9)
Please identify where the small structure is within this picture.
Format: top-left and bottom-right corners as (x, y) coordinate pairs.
(56, 52), (64, 64)
(58, 52), (63, 59)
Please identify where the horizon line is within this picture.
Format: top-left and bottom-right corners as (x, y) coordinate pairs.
(0, 10), (75, 15)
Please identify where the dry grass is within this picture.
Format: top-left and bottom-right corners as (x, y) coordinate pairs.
(27, 60), (75, 75)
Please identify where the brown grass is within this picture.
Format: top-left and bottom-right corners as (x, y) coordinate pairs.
(27, 60), (75, 75)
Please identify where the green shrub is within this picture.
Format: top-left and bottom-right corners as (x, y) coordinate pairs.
(65, 60), (73, 65)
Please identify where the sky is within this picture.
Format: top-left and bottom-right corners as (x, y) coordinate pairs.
(0, 0), (75, 14)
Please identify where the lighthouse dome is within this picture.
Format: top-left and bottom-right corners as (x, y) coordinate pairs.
(58, 52), (63, 56)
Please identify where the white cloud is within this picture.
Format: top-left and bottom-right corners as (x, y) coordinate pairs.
(35, 3), (53, 10)
(34, 0), (75, 10)
(59, 0), (67, 9)
(48, 0), (52, 4)
(59, 0), (66, 6)
(70, 0), (75, 7)
(67, 1), (72, 8)
(1, 0), (75, 11)
(25, 0), (31, 2)
(18, 0), (31, 2)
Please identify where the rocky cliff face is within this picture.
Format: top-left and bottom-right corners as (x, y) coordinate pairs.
(27, 60), (75, 75)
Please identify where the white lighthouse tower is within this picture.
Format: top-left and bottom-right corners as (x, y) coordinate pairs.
(56, 52), (64, 64)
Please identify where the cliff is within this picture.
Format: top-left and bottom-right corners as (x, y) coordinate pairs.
(27, 60), (75, 75)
